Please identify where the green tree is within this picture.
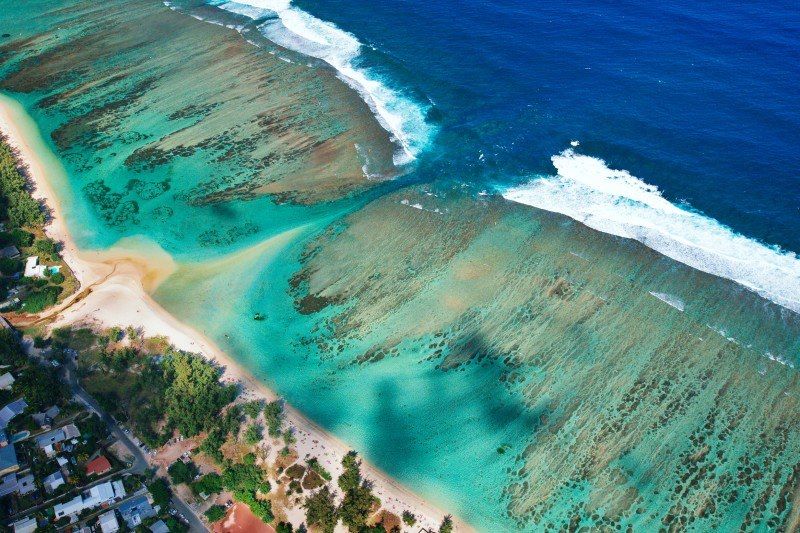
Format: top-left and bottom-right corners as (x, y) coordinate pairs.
(304, 486), (338, 533)
(339, 482), (379, 532)
(275, 522), (293, 533)
(33, 238), (57, 260)
(402, 511), (416, 526)
(163, 352), (236, 436)
(164, 516), (188, 533)
(439, 515), (454, 533)
(200, 427), (226, 464)
(0, 258), (21, 275)
(13, 365), (68, 410)
(148, 478), (172, 509)
(168, 460), (197, 485)
(0, 329), (27, 368)
(21, 285), (61, 313)
(193, 472), (223, 496)
(242, 400), (263, 419)
(338, 451), (361, 493)
(10, 228), (32, 248)
(245, 423), (262, 445)
(263, 400), (284, 437)
(7, 191), (43, 228)
(204, 505), (226, 522)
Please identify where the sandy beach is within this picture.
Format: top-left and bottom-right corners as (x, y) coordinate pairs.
(0, 96), (466, 532)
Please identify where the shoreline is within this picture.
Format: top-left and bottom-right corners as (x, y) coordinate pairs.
(0, 96), (467, 532)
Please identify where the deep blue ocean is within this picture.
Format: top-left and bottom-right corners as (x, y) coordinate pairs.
(290, 0), (800, 248)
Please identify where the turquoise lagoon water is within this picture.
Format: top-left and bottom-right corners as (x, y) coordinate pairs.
(2, 1), (800, 530)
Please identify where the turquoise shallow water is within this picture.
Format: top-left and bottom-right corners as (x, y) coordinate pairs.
(2, 1), (800, 530)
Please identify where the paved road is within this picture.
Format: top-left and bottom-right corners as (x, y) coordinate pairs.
(21, 340), (207, 532)
(61, 360), (207, 532)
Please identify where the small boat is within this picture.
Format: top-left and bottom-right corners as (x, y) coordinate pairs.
(253, 312), (266, 321)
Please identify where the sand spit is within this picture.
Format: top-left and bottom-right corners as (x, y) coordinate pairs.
(0, 96), (465, 532)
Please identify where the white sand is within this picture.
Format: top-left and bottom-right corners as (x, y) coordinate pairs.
(0, 97), (468, 532)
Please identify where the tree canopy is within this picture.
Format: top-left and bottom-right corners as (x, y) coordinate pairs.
(304, 486), (338, 533)
(163, 352), (236, 436)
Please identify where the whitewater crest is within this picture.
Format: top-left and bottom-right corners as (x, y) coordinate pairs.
(207, 0), (432, 166)
(503, 149), (800, 314)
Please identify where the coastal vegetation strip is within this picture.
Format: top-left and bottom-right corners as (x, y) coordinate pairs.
(0, 327), (187, 532)
(0, 135), (76, 315)
(49, 325), (452, 532)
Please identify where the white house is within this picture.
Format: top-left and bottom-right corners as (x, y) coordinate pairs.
(53, 495), (83, 519)
(23, 257), (46, 278)
(11, 516), (36, 533)
(0, 373), (14, 391)
(98, 510), (120, 533)
(23, 256), (60, 278)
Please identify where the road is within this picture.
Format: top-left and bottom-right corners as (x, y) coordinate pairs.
(22, 340), (208, 532)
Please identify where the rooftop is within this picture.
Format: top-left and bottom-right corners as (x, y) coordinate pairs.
(11, 516), (36, 533)
(0, 372), (15, 390)
(98, 510), (120, 533)
(0, 245), (20, 259)
(0, 398), (28, 429)
(86, 455), (112, 476)
(0, 444), (18, 474)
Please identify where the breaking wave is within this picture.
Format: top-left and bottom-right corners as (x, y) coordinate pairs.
(209, 0), (433, 165)
(503, 149), (800, 313)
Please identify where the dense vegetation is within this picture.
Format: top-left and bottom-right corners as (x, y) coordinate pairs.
(0, 137), (43, 228)
(204, 504), (226, 522)
(304, 486), (338, 533)
(0, 136), (73, 312)
(168, 460), (198, 485)
(0, 328), (70, 413)
(68, 327), (236, 447)
(54, 325), (435, 532)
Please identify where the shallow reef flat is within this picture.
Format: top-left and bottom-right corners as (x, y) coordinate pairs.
(282, 186), (800, 530)
(3, 1), (800, 531)
(0, 0), (395, 251)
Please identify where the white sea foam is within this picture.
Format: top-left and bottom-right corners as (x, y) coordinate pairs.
(649, 292), (685, 312)
(209, 0), (432, 165)
(503, 149), (800, 313)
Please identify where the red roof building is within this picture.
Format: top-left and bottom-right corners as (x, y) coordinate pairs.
(86, 455), (112, 476)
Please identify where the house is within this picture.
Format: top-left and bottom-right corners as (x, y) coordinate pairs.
(0, 444), (19, 476)
(98, 510), (120, 533)
(0, 473), (17, 497)
(11, 516), (36, 533)
(0, 315), (11, 329)
(118, 494), (158, 528)
(82, 481), (115, 508)
(86, 455), (112, 476)
(0, 472), (33, 497)
(0, 398), (27, 429)
(53, 495), (83, 519)
(53, 480), (126, 521)
(35, 423), (80, 456)
(0, 373), (14, 390)
(56, 456), (69, 467)
(43, 470), (66, 493)
(149, 520), (170, 533)
(0, 245), (20, 260)
(82, 479), (126, 509)
(32, 405), (60, 430)
(15, 474), (35, 495)
(63, 423), (81, 439)
(23, 256), (45, 278)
